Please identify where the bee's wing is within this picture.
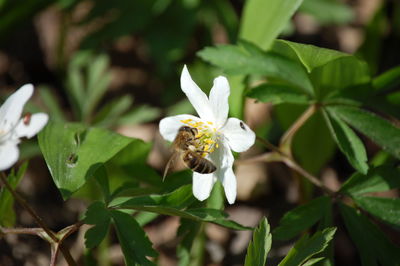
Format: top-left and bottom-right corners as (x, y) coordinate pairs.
(163, 152), (179, 181)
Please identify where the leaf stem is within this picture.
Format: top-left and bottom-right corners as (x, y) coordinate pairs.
(280, 104), (317, 154)
(254, 137), (336, 196)
(0, 227), (44, 235)
(0, 172), (77, 266)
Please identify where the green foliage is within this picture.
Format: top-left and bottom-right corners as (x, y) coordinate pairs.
(323, 109), (368, 174)
(340, 165), (400, 196)
(299, 0), (354, 25)
(354, 196), (400, 228)
(38, 122), (133, 199)
(66, 51), (112, 121)
(111, 210), (157, 266)
(111, 186), (250, 231)
(339, 203), (400, 265)
(0, 162), (28, 227)
(273, 196), (331, 240)
(83, 202), (111, 249)
(247, 83), (310, 105)
(328, 106), (400, 159)
(372, 66), (400, 93)
(198, 42), (313, 94)
(244, 217), (272, 266)
(278, 228), (336, 266)
(177, 219), (202, 266)
(272, 40), (350, 73)
(2, 0), (400, 264)
(239, 0), (304, 50)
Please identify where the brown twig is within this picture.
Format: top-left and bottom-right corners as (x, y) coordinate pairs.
(0, 172), (77, 266)
(0, 227), (44, 236)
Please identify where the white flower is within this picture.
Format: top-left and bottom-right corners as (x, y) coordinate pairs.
(159, 66), (255, 204)
(0, 84), (49, 171)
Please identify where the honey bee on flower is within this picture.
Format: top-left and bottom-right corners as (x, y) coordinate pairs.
(159, 66), (255, 204)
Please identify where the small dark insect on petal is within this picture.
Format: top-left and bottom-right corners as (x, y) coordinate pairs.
(240, 121), (246, 130)
(23, 113), (32, 125)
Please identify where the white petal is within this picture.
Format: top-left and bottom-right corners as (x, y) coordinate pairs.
(159, 114), (201, 142)
(0, 84), (33, 133)
(15, 113), (49, 139)
(220, 167), (237, 204)
(180, 65), (214, 121)
(210, 141), (236, 204)
(209, 76), (230, 127)
(192, 172), (216, 201)
(0, 141), (20, 171)
(221, 118), (255, 152)
(210, 139), (234, 170)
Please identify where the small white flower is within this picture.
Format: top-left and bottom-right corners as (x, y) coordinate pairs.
(0, 84), (49, 171)
(159, 66), (255, 204)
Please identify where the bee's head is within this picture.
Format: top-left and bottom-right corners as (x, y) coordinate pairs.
(179, 126), (198, 136)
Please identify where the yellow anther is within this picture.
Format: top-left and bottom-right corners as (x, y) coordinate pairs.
(216, 143), (219, 148)
(180, 119), (193, 124)
(207, 121), (213, 125)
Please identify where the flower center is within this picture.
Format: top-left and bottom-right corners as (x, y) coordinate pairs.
(180, 119), (220, 157)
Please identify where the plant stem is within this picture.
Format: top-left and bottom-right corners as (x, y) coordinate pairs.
(254, 136), (336, 196)
(0, 172), (77, 266)
(280, 104), (317, 154)
(0, 227), (44, 235)
(282, 157), (336, 196)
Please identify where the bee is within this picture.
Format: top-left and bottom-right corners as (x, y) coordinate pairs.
(163, 126), (217, 180)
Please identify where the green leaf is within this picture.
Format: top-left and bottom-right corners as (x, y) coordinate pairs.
(328, 105), (400, 159)
(301, 257), (325, 266)
(94, 165), (111, 204)
(135, 212), (159, 227)
(197, 43), (313, 94)
(276, 105), (336, 174)
(323, 109), (368, 174)
(273, 196), (331, 240)
(83, 202), (111, 249)
(227, 74), (246, 119)
(92, 95), (133, 127)
(278, 227), (336, 266)
(38, 86), (66, 122)
(110, 185), (195, 209)
(244, 217), (272, 266)
(38, 122), (133, 199)
(111, 210), (157, 266)
(299, 0), (354, 25)
(84, 54), (112, 119)
(0, 162), (28, 227)
(239, 0), (303, 50)
(177, 219), (202, 266)
(340, 165), (400, 196)
(372, 65), (400, 93)
(315, 198), (334, 266)
(311, 57), (370, 100)
(339, 203), (400, 265)
(354, 196), (400, 228)
(247, 82), (310, 105)
(111, 186), (250, 231)
(117, 105), (161, 126)
(273, 39), (350, 73)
